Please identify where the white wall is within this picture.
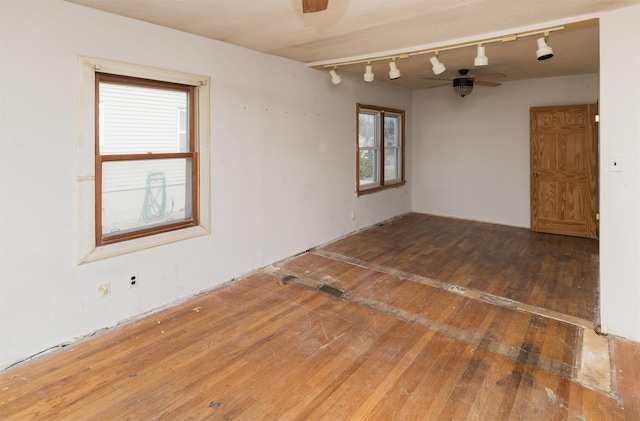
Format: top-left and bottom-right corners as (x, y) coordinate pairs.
(599, 5), (640, 340)
(0, 0), (412, 367)
(411, 74), (598, 227)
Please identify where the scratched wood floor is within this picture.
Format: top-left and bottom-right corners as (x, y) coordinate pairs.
(2, 213), (639, 420)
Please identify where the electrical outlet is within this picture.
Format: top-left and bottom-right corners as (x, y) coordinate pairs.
(129, 273), (139, 288)
(609, 157), (622, 172)
(98, 282), (111, 297)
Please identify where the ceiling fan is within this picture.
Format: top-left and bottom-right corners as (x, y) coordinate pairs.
(303, 0), (329, 13)
(423, 69), (505, 97)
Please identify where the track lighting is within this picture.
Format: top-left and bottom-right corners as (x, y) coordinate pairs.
(474, 44), (488, 66)
(430, 53), (446, 75)
(364, 63), (374, 82)
(536, 33), (554, 60)
(388, 59), (401, 80)
(310, 25), (567, 86)
(329, 67), (342, 85)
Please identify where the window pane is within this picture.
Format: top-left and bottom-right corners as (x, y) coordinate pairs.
(359, 150), (378, 186)
(358, 113), (376, 147)
(384, 148), (400, 181)
(101, 158), (192, 237)
(384, 115), (399, 147)
(99, 82), (188, 154)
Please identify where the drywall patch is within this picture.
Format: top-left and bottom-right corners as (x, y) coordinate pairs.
(576, 329), (612, 393)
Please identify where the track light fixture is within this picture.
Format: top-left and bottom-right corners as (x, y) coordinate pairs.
(536, 32), (554, 60)
(364, 63), (374, 82)
(430, 53), (446, 75)
(329, 67), (342, 85)
(388, 59), (401, 80)
(474, 44), (488, 66)
(309, 23), (572, 86)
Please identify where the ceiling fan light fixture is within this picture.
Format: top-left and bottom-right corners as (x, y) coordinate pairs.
(536, 34), (554, 60)
(430, 54), (446, 75)
(474, 45), (488, 66)
(388, 60), (401, 80)
(453, 70), (474, 97)
(364, 63), (374, 82)
(453, 79), (473, 97)
(329, 68), (342, 85)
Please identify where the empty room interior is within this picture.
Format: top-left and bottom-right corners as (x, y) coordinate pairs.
(1, 0), (640, 419)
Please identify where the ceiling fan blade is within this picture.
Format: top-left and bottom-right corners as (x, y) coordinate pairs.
(473, 73), (506, 80)
(426, 82), (452, 88)
(302, 0), (329, 13)
(475, 81), (502, 87)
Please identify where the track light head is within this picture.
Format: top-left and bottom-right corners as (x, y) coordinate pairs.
(474, 45), (488, 66)
(536, 34), (554, 60)
(430, 54), (446, 75)
(364, 63), (374, 82)
(388, 60), (401, 80)
(329, 68), (342, 85)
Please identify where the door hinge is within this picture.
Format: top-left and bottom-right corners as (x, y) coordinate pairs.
(596, 213), (600, 220)
(595, 114), (600, 123)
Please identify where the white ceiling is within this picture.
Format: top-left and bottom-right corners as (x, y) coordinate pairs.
(67, 0), (639, 91)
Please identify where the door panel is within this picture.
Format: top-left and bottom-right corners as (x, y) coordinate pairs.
(530, 104), (597, 238)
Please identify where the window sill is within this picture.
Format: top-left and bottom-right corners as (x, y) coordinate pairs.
(79, 225), (210, 264)
(357, 180), (406, 196)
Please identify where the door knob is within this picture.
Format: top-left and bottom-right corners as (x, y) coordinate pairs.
(533, 173), (538, 178)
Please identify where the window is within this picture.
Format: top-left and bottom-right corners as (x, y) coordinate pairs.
(96, 74), (197, 245)
(77, 57), (210, 263)
(357, 104), (405, 195)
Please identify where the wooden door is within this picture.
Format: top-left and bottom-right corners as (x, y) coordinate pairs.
(530, 104), (597, 238)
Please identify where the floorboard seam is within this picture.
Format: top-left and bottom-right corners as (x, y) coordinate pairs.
(312, 249), (594, 330)
(273, 267), (578, 386)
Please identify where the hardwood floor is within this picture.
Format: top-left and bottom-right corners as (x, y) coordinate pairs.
(1, 213), (638, 420)
(321, 213), (599, 322)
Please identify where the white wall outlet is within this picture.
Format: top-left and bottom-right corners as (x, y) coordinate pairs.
(98, 282), (111, 297)
(128, 273), (139, 288)
(609, 157), (622, 172)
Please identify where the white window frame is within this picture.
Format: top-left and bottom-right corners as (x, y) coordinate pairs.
(76, 56), (211, 264)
